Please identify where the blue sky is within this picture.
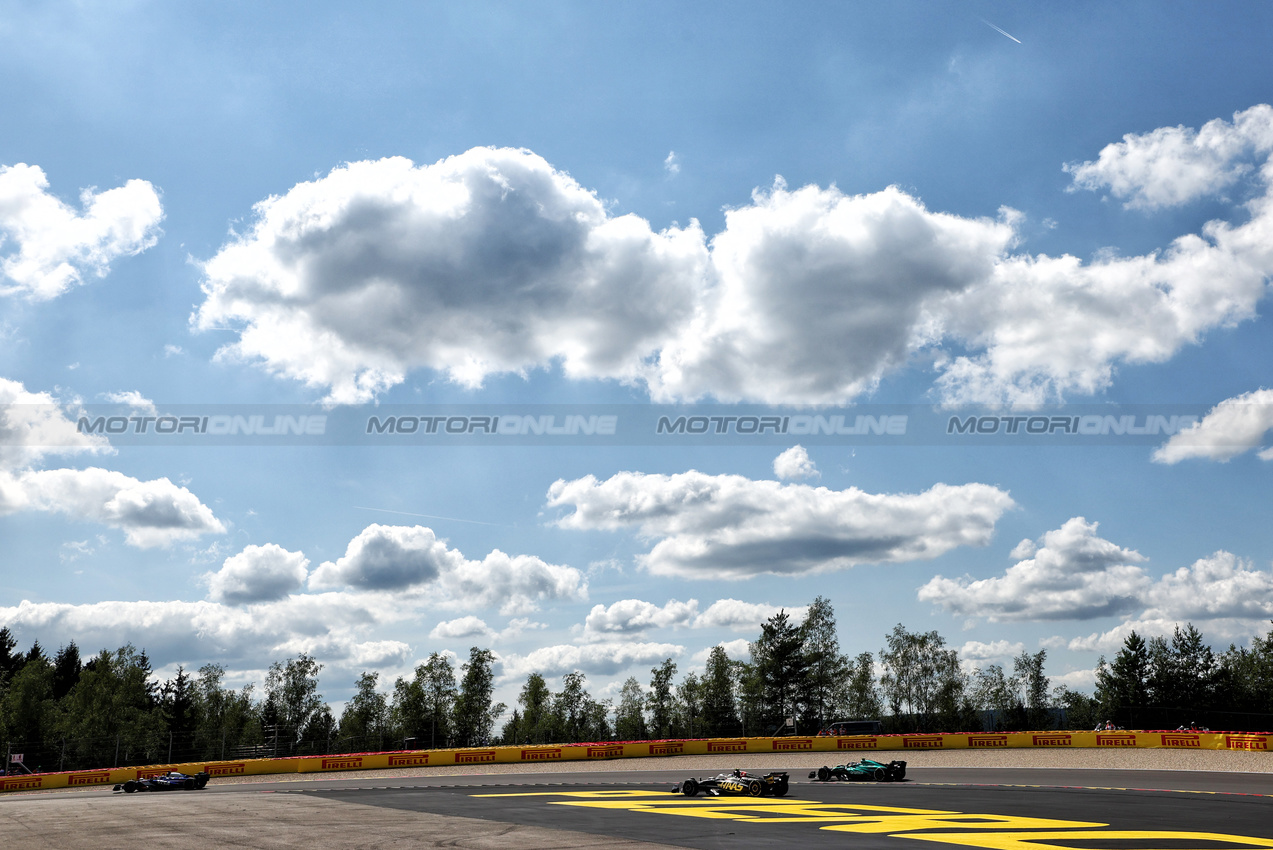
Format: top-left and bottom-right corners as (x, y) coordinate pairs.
(4, 1), (1273, 709)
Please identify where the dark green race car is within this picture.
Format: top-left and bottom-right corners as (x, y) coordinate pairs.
(808, 758), (906, 782)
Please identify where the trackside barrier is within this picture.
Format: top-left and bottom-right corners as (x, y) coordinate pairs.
(3, 730), (1267, 793)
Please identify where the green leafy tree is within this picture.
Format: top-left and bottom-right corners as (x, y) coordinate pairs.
(800, 596), (849, 733)
(839, 652), (883, 720)
(673, 672), (703, 738)
(700, 646), (740, 736)
(753, 610), (809, 733)
(647, 659), (678, 739)
(264, 653), (325, 745)
(969, 663), (1019, 730)
(551, 672), (610, 742)
(51, 642), (82, 701)
(452, 648), (505, 746)
(879, 624), (963, 732)
(390, 653), (457, 748)
(1096, 631), (1149, 726)
(1013, 649), (1050, 729)
(338, 672), (388, 750)
(60, 645), (163, 767)
(613, 676), (649, 740)
(193, 663), (260, 759)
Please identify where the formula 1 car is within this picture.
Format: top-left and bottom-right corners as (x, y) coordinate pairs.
(808, 758), (906, 782)
(114, 771), (211, 792)
(673, 769), (790, 797)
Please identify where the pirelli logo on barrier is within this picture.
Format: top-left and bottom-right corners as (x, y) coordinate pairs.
(772, 738), (814, 751)
(456, 750), (497, 764)
(1225, 735), (1268, 751)
(388, 754), (430, 766)
(321, 757), (364, 770)
(137, 768), (170, 779)
(649, 742), (684, 756)
(837, 737), (877, 750)
(706, 740), (748, 753)
(903, 736), (944, 749)
(1033, 734), (1072, 747)
(68, 770), (112, 786)
(1097, 734), (1137, 747)
(968, 735), (1009, 747)
(1161, 733), (1201, 748)
(0, 776), (42, 792)
(205, 762), (246, 776)
(586, 745), (625, 758)
(521, 748), (562, 761)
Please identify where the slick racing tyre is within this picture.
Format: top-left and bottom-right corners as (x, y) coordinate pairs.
(773, 778), (790, 797)
(747, 779), (764, 797)
(681, 778), (698, 797)
(817, 766), (831, 782)
(123, 781), (138, 793)
(184, 777), (196, 790)
(872, 767), (886, 781)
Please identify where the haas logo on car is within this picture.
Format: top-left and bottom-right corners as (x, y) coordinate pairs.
(719, 778), (748, 793)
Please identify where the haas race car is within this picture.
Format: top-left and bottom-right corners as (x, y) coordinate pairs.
(114, 770), (211, 793)
(674, 768), (790, 797)
(809, 758), (907, 782)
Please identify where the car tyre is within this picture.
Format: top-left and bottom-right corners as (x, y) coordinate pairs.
(817, 766), (831, 782)
(747, 779), (763, 797)
(123, 781), (137, 793)
(184, 777), (195, 790)
(872, 767), (886, 781)
(681, 778), (698, 797)
(773, 778), (789, 797)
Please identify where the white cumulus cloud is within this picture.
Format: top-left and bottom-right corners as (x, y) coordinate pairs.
(0, 163), (163, 300)
(773, 445), (818, 480)
(309, 523), (587, 614)
(692, 599), (809, 631)
(918, 517), (1149, 622)
(959, 639), (1025, 661)
(193, 148), (707, 404)
(581, 598), (698, 639)
(547, 469), (1014, 579)
(429, 615), (493, 641)
(3, 466), (225, 548)
(1064, 105), (1273, 210)
(1153, 388), (1273, 463)
(500, 641), (684, 681)
(206, 543), (310, 605)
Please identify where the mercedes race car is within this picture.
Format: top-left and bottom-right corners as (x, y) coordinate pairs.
(673, 769), (790, 797)
(114, 771), (211, 793)
(809, 758), (906, 782)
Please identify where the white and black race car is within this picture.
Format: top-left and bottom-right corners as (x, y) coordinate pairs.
(673, 768), (790, 797)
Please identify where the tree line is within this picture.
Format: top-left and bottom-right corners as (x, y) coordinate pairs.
(3, 603), (1271, 773)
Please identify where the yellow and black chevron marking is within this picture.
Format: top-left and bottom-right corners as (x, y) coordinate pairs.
(474, 790), (1273, 849)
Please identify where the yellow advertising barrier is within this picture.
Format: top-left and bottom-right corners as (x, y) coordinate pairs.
(3, 730), (1266, 794)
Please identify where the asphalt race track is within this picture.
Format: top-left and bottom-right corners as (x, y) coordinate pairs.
(5, 766), (1273, 849)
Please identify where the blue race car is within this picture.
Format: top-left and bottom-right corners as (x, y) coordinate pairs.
(115, 771), (211, 792)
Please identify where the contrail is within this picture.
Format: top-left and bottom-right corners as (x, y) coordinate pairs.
(981, 18), (1022, 44)
(353, 505), (503, 526)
